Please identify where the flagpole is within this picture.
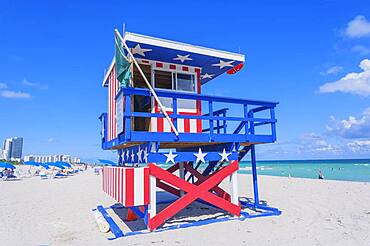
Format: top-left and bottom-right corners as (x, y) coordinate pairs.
(114, 28), (179, 137)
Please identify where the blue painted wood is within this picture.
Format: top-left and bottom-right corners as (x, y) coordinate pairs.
(117, 87), (278, 107)
(97, 205), (124, 238)
(124, 95), (131, 141)
(101, 87), (278, 150)
(250, 144), (259, 206)
(208, 101), (214, 141)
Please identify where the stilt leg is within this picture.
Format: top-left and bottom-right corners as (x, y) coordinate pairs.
(148, 174), (156, 230)
(230, 170), (239, 206)
(250, 144), (260, 206)
(179, 162), (185, 197)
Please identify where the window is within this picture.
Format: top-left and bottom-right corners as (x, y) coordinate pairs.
(153, 70), (197, 93)
(175, 73), (196, 92)
(154, 70), (172, 90)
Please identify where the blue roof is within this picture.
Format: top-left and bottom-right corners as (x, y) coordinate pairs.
(104, 32), (245, 86)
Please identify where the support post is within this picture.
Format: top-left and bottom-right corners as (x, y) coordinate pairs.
(250, 144), (260, 206)
(179, 162), (185, 197)
(148, 174), (156, 229)
(230, 170), (239, 206)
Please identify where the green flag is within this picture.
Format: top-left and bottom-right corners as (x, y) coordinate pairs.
(115, 35), (131, 87)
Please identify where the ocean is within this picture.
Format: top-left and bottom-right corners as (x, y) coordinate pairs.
(238, 159), (370, 182)
(158, 158), (370, 182)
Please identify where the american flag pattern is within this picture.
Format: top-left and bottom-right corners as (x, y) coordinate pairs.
(102, 166), (150, 207)
(107, 65), (119, 141)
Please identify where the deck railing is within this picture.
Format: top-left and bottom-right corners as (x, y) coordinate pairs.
(112, 87), (278, 144)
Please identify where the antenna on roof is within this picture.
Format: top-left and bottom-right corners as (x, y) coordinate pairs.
(122, 23), (126, 36)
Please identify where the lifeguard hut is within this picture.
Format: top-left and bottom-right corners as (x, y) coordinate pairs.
(99, 29), (280, 234)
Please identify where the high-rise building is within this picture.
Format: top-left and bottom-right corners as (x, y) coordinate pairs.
(3, 138), (12, 160)
(2, 137), (23, 161)
(10, 137), (23, 160)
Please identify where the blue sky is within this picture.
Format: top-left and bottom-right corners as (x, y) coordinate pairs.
(0, 0), (369, 161)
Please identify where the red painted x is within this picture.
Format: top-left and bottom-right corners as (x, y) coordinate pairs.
(148, 161), (241, 231)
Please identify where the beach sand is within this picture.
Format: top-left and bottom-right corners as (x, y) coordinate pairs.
(1, 167), (369, 245)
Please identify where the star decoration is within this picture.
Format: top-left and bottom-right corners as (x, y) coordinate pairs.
(131, 150), (135, 162)
(193, 148), (207, 164)
(219, 148), (231, 162)
(126, 150), (129, 160)
(212, 60), (234, 69)
(173, 54), (192, 63)
(164, 149), (177, 164)
(143, 148), (148, 163)
(137, 147), (143, 163)
(201, 73), (214, 79)
(131, 44), (152, 57)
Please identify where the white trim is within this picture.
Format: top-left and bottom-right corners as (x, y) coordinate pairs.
(124, 32), (245, 62)
(102, 57), (115, 87)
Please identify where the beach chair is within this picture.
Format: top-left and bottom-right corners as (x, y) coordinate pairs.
(53, 173), (68, 178)
(39, 172), (48, 179)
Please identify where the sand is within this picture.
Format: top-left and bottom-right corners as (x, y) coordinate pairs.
(0, 167), (369, 246)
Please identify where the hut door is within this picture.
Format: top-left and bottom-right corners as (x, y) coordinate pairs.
(132, 64), (152, 131)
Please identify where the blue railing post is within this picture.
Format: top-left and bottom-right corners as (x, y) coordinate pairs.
(124, 95), (131, 141)
(243, 104), (248, 137)
(209, 101), (214, 141)
(250, 144), (260, 206)
(248, 110), (255, 138)
(270, 107), (276, 142)
(173, 97), (178, 130)
(222, 111), (227, 133)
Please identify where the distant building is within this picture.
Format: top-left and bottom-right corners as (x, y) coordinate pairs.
(10, 137), (23, 160)
(2, 137), (23, 161)
(23, 153), (81, 164)
(24, 155), (35, 162)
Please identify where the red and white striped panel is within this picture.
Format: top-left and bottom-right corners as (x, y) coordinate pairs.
(150, 111), (201, 133)
(102, 166), (150, 207)
(107, 65), (119, 141)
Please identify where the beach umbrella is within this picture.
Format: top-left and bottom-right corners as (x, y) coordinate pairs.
(23, 161), (40, 167)
(38, 163), (50, 170)
(56, 161), (72, 168)
(98, 159), (117, 166)
(0, 162), (16, 169)
(47, 162), (65, 169)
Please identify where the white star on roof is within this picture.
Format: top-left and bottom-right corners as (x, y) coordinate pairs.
(131, 44), (152, 57)
(137, 147), (143, 163)
(173, 54), (192, 63)
(194, 148), (207, 164)
(201, 73), (214, 79)
(219, 148), (231, 162)
(164, 149), (177, 164)
(131, 150), (135, 162)
(212, 60), (234, 69)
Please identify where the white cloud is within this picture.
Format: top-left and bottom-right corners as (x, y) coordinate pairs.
(345, 15), (370, 38)
(22, 78), (48, 90)
(321, 66), (343, 75)
(347, 140), (370, 152)
(351, 45), (370, 55)
(0, 90), (32, 99)
(0, 82), (7, 89)
(326, 107), (370, 139)
(298, 133), (342, 154)
(319, 59), (370, 96)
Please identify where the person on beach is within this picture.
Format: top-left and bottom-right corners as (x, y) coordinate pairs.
(317, 170), (324, 179)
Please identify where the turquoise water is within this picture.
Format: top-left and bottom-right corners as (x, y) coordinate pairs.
(238, 159), (370, 182)
(158, 159), (370, 182)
